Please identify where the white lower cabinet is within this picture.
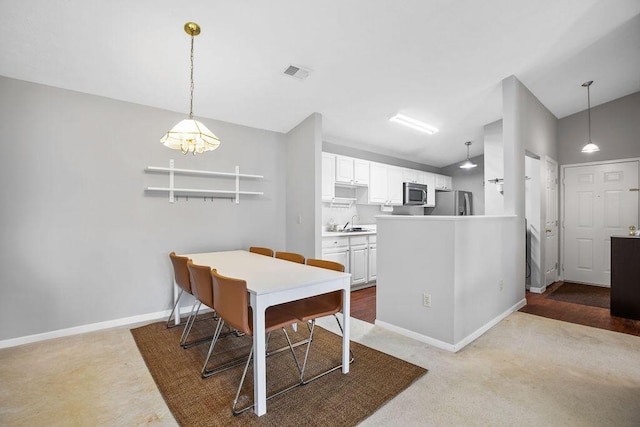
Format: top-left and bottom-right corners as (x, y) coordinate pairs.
(322, 234), (376, 288)
(368, 240), (377, 282)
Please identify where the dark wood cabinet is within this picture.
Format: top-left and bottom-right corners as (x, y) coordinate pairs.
(611, 236), (640, 320)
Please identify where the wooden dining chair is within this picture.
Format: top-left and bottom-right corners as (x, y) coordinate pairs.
(275, 251), (305, 264)
(249, 246), (274, 257)
(279, 258), (354, 384)
(208, 269), (301, 415)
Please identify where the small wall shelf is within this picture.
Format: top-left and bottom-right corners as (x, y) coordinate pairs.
(145, 160), (264, 204)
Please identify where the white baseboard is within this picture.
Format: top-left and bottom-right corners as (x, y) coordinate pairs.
(529, 286), (546, 294)
(375, 298), (527, 353)
(0, 305), (209, 350)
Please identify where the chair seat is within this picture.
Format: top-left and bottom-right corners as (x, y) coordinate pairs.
(280, 294), (340, 322)
(246, 306), (299, 334)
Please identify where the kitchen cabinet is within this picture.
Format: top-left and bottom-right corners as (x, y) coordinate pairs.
(368, 236), (377, 282)
(368, 162), (389, 204)
(387, 166), (403, 204)
(321, 236), (349, 272)
(322, 153), (336, 201)
(369, 162), (403, 205)
(350, 244), (368, 285)
(423, 172), (436, 207)
(435, 174), (453, 191)
(322, 233), (376, 288)
(336, 155), (369, 186)
(402, 168), (422, 184)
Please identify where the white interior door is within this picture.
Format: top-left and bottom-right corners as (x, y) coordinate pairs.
(544, 157), (558, 286)
(563, 161), (639, 286)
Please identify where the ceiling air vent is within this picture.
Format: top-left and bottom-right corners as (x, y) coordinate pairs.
(283, 64), (311, 81)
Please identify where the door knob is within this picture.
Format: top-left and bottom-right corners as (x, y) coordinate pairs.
(630, 225), (638, 236)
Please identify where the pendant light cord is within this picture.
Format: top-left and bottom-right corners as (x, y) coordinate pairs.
(587, 84), (591, 143)
(189, 33), (195, 120)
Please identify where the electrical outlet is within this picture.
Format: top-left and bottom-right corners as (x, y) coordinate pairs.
(499, 280), (504, 291)
(423, 292), (431, 308)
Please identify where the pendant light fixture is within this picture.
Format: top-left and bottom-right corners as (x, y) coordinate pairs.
(580, 80), (599, 153)
(459, 141), (477, 169)
(161, 22), (220, 155)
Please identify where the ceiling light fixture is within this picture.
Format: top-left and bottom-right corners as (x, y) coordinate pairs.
(580, 80), (599, 154)
(161, 22), (220, 155)
(389, 113), (439, 135)
(459, 141), (477, 169)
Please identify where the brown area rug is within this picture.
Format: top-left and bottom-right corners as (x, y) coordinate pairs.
(131, 318), (427, 426)
(546, 282), (610, 309)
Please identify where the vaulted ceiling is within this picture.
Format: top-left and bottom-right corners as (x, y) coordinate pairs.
(1, 0), (639, 167)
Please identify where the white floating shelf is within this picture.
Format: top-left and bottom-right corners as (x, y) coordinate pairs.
(144, 160), (264, 204)
(145, 166), (263, 179)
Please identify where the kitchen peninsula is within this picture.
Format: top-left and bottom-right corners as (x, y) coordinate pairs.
(375, 215), (525, 352)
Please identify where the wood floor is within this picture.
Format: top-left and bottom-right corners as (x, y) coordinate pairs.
(520, 281), (640, 337)
(351, 283), (640, 337)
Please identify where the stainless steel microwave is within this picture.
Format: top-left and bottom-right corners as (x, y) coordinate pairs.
(403, 182), (428, 206)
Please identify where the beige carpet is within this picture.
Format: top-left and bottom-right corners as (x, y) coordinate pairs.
(1, 312), (640, 426)
(131, 319), (427, 426)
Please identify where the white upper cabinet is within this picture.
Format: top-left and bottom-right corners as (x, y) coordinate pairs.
(387, 165), (403, 205)
(435, 173), (453, 191)
(402, 168), (420, 183)
(335, 155), (369, 186)
(423, 172), (436, 207)
(321, 153), (336, 201)
(369, 162), (403, 205)
(368, 162), (389, 204)
(354, 159), (370, 185)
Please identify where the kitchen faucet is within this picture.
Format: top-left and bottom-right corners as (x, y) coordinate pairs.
(342, 215), (360, 231)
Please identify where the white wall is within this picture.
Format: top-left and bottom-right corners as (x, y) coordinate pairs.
(484, 120), (504, 215)
(376, 215), (523, 350)
(0, 76), (288, 341)
(285, 113), (323, 258)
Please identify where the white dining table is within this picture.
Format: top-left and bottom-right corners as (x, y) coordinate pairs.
(180, 250), (351, 416)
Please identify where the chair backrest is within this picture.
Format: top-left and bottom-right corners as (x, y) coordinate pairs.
(211, 269), (251, 335)
(275, 251), (305, 264)
(187, 260), (214, 308)
(169, 252), (192, 294)
(249, 246), (274, 257)
(306, 258), (344, 309)
(306, 258), (345, 272)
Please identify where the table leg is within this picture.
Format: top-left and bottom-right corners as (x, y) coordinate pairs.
(250, 293), (267, 416)
(342, 280), (351, 373)
(173, 280), (180, 326)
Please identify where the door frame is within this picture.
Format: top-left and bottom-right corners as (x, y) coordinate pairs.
(560, 157), (640, 284)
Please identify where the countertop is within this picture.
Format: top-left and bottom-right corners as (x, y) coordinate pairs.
(322, 224), (376, 238)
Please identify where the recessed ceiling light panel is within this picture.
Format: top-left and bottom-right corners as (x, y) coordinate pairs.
(389, 113), (438, 135)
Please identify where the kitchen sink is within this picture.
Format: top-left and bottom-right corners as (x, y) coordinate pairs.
(339, 227), (371, 233)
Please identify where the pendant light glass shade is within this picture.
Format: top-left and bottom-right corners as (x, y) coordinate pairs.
(460, 141), (477, 169)
(160, 119), (220, 154)
(161, 22), (220, 155)
(580, 81), (599, 153)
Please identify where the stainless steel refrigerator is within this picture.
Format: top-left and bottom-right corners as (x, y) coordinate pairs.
(431, 190), (473, 215)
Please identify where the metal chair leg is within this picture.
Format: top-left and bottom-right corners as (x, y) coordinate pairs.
(298, 315), (355, 385)
(231, 328), (303, 416)
(180, 302), (201, 347)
